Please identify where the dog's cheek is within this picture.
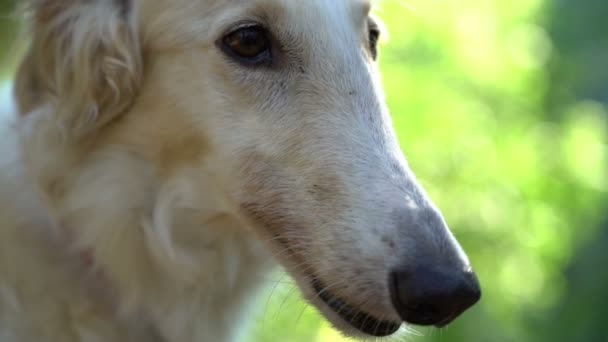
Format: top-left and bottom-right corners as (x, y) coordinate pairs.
(235, 153), (311, 266)
(238, 154), (292, 237)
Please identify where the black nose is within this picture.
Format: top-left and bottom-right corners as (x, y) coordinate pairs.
(389, 267), (481, 327)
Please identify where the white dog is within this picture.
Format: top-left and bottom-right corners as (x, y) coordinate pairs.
(0, 0), (480, 341)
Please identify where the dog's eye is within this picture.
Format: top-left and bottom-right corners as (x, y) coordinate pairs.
(369, 26), (380, 60)
(368, 19), (381, 60)
(222, 25), (272, 66)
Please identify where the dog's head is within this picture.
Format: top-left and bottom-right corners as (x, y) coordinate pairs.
(16, 0), (480, 337)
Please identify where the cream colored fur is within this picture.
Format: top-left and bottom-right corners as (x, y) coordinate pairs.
(0, 0), (473, 341)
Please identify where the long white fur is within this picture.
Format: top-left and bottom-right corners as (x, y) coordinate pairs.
(0, 0), (472, 341)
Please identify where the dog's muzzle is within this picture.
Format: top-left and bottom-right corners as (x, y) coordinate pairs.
(311, 266), (480, 337)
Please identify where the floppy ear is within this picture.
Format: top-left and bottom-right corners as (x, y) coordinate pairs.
(15, 0), (142, 139)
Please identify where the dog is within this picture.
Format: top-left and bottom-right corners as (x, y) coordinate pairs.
(0, 0), (481, 341)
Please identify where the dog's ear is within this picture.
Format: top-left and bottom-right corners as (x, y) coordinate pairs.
(15, 0), (141, 139)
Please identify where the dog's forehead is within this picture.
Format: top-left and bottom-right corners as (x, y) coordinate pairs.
(139, 0), (373, 49)
(215, 0), (371, 30)
(216, 0), (371, 15)
(260, 0), (371, 19)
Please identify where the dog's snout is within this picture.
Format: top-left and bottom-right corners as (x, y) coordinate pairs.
(389, 267), (481, 327)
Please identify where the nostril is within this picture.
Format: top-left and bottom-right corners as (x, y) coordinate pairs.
(389, 267), (481, 327)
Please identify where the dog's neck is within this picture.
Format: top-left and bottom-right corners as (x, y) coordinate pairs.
(73, 215), (272, 341)
(15, 97), (276, 340)
(18, 121), (274, 340)
(61, 184), (273, 341)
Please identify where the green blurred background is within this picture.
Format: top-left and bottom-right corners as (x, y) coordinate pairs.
(1, 0), (606, 341)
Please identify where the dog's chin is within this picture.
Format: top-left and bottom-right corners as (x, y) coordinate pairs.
(298, 278), (402, 338)
(256, 234), (401, 337)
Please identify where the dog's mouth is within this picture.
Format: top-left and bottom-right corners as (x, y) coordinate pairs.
(311, 278), (401, 337)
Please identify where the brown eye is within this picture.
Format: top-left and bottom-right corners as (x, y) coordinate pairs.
(221, 25), (272, 66)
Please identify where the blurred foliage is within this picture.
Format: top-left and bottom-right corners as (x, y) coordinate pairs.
(0, 0), (606, 341)
(0, 0), (18, 77)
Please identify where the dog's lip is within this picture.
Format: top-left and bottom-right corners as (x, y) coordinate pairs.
(311, 278), (401, 337)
